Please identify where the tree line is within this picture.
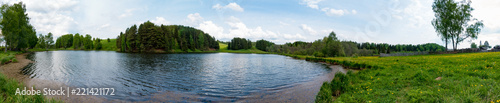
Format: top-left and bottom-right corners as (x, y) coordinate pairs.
(227, 37), (252, 50)
(116, 21), (219, 53)
(261, 32), (446, 57)
(255, 39), (274, 51)
(55, 33), (102, 50)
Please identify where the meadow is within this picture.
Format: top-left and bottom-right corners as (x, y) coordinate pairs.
(217, 43), (268, 54)
(313, 52), (500, 102)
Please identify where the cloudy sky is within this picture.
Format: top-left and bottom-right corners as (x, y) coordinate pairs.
(2, 0), (499, 49)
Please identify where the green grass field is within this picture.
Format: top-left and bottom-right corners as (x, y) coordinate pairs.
(100, 39), (117, 51)
(217, 42), (268, 54)
(313, 52), (500, 102)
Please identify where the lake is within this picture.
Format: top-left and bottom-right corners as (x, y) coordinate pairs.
(22, 51), (334, 102)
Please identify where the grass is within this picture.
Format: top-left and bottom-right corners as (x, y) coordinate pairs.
(313, 52), (500, 102)
(100, 39), (117, 51)
(217, 42), (268, 54)
(0, 52), (59, 103)
(0, 51), (21, 64)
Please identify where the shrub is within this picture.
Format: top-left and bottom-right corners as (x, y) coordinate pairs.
(1, 57), (9, 64)
(313, 52), (325, 57)
(315, 82), (333, 103)
(11, 58), (18, 63)
(331, 73), (349, 96)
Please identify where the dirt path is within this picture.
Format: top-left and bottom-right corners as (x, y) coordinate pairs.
(0, 53), (34, 84)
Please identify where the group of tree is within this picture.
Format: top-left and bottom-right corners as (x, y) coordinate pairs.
(265, 31), (447, 57)
(35, 33), (54, 50)
(255, 39), (274, 51)
(432, 0), (483, 50)
(116, 21), (219, 53)
(0, 2), (38, 52)
(267, 32), (352, 57)
(227, 37), (252, 50)
(358, 42), (446, 53)
(55, 33), (100, 50)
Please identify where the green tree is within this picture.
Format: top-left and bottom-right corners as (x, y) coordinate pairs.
(432, 0), (483, 50)
(73, 33), (80, 49)
(256, 39), (274, 51)
(84, 34), (93, 49)
(0, 2), (37, 51)
(470, 42), (477, 49)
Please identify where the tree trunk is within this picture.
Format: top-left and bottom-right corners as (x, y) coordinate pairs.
(452, 37), (456, 51)
(445, 38), (448, 51)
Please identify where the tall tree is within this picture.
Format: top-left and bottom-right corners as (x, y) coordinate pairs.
(0, 2), (37, 51)
(432, 0), (483, 50)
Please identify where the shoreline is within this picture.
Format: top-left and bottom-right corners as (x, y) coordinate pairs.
(0, 52), (117, 103)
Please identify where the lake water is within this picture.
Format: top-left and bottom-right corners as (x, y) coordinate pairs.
(22, 51), (333, 102)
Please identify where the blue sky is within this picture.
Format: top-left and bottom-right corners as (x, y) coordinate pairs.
(2, 0), (500, 49)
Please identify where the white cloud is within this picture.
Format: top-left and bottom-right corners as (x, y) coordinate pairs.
(321, 8), (357, 16)
(351, 10), (357, 14)
(151, 17), (170, 25)
(401, 0), (433, 28)
(279, 21), (290, 26)
(6, 0), (80, 36)
(322, 8), (345, 16)
(185, 13), (204, 26)
(198, 21), (225, 39)
(301, 0), (323, 9)
(212, 2), (244, 12)
(471, 0), (500, 30)
(118, 8), (136, 19)
(283, 33), (306, 40)
(96, 23), (110, 30)
(224, 16), (279, 40)
(300, 24), (317, 35)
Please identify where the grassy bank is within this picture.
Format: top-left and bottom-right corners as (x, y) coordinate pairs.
(217, 43), (268, 54)
(0, 73), (58, 102)
(314, 52), (500, 102)
(0, 52), (58, 103)
(100, 39), (117, 51)
(0, 51), (20, 64)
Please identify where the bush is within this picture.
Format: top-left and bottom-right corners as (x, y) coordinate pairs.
(11, 58), (18, 63)
(315, 82), (333, 103)
(313, 52), (325, 57)
(1, 57), (10, 64)
(331, 73), (349, 96)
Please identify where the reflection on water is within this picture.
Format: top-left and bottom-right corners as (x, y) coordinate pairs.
(23, 51), (331, 102)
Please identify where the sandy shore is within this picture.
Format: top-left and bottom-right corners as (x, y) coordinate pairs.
(0, 53), (119, 103)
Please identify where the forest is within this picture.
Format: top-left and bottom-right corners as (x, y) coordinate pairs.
(116, 21), (219, 53)
(54, 33), (103, 50)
